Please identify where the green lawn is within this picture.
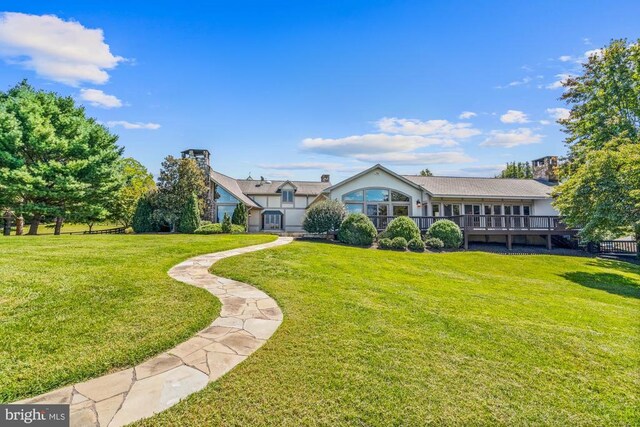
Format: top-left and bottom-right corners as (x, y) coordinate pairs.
(137, 242), (640, 426)
(0, 233), (276, 402)
(9, 222), (121, 235)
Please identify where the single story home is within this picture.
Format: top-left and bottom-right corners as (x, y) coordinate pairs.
(182, 150), (573, 248)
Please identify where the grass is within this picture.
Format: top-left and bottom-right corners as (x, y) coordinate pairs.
(137, 242), (640, 426)
(0, 233), (276, 402)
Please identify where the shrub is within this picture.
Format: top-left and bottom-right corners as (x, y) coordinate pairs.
(132, 192), (159, 233)
(391, 236), (408, 250)
(194, 223), (245, 234)
(221, 212), (232, 233)
(200, 220), (212, 226)
(177, 193), (201, 233)
(378, 238), (393, 249)
(337, 213), (377, 246)
(408, 238), (425, 252)
(424, 236), (445, 250)
(384, 216), (421, 242)
(303, 200), (346, 235)
(231, 203), (247, 229)
(427, 219), (463, 248)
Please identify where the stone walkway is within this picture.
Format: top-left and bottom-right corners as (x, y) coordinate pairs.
(14, 237), (293, 427)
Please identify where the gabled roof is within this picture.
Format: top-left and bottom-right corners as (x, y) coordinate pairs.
(236, 179), (330, 196)
(323, 164), (424, 193)
(276, 180), (298, 192)
(210, 170), (261, 208)
(404, 175), (555, 199)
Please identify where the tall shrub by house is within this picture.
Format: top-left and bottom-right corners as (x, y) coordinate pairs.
(231, 202), (247, 230)
(221, 212), (233, 233)
(427, 219), (462, 248)
(337, 213), (377, 246)
(303, 200), (346, 235)
(384, 216), (421, 242)
(177, 193), (201, 233)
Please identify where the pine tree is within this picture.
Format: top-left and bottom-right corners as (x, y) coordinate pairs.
(177, 193), (201, 233)
(231, 202), (247, 229)
(221, 212), (232, 233)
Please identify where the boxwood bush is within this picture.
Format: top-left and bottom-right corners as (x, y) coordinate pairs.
(194, 223), (245, 234)
(427, 219), (462, 248)
(424, 236), (444, 249)
(378, 237), (393, 250)
(303, 199), (346, 235)
(391, 236), (408, 250)
(384, 216), (421, 242)
(337, 213), (377, 246)
(407, 238), (426, 252)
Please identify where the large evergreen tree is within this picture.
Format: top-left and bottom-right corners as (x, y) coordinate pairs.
(231, 202), (248, 229)
(553, 39), (640, 244)
(0, 81), (124, 235)
(496, 162), (533, 179)
(177, 193), (201, 233)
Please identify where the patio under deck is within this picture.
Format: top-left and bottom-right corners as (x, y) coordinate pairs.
(368, 215), (578, 250)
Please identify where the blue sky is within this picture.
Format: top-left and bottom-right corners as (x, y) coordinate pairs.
(1, 1), (639, 181)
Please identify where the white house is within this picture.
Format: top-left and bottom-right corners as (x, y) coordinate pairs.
(181, 149), (570, 248)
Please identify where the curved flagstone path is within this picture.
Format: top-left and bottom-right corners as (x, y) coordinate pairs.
(15, 237), (293, 427)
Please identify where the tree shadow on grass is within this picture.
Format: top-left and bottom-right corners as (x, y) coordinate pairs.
(561, 272), (640, 299)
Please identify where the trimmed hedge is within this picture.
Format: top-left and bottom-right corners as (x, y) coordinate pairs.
(378, 237), (393, 250)
(391, 237), (408, 250)
(424, 236), (445, 249)
(427, 219), (462, 248)
(408, 238), (425, 252)
(337, 213), (377, 246)
(384, 216), (421, 242)
(194, 223), (245, 234)
(303, 200), (346, 234)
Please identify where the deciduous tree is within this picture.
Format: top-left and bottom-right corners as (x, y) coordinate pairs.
(110, 158), (155, 228)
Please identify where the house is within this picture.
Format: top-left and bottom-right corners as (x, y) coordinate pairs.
(182, 149), (574, 248)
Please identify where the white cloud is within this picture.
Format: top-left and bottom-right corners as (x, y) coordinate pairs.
(582, 48), (603, 62)
(375, 117), (481, 138)
(558, 55), (573, 62)
(352, 151), (475, 165)
(79, 89), (122, 108)
(480, 128), (543, 148)
(0, 12), (123, 86)
(546, 107), (570, 121)
(302, 133), (457, 156)
(500, 110), (529, 124)
(107, 121), (160, 130)
(258, 162), (343, 170)
(459, 111), (477, 119)
(545, 73), (572, 90)
(539, 120), (551, 125)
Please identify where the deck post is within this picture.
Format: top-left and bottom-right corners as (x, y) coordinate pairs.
(506, 234), (512, 250)
(546, 234), (552, 250)
(464, 232), (468, 250)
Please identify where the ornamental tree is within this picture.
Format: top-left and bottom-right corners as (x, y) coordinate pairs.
(110, 158), (156, 228)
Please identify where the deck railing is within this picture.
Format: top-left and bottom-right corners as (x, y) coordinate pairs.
(367, 215), (569, 232)
(596, 240), (638, 254)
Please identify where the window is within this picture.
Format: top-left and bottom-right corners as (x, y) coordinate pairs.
(343, 190), (364, 202)
(391, 191), (410, 202)
(393, 205), (409, 216)
(443, 204), (461, 216)
(523, 206), (531, 215)
(432, 204), (440, 217)
(263, 212), (282, 230)
(342, 188), (410, 217)
(365, 189), (389, 202)
(216, 205), (236, 222)
(214, 186), (238, 203)
(504, 205), (512, 215)
(282, 190), (294, 203)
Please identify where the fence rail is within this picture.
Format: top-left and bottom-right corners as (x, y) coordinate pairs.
(368, 214), (569, 232)
(595, 240), (638, 254)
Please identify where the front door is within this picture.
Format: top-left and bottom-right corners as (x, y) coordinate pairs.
(263, 213), (282, 230)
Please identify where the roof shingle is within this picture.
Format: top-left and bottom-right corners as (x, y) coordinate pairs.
(404, 176), (555, 198)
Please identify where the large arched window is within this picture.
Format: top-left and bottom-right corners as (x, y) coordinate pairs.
(342, 188), (411, 216)
(214, 184), (239, 222)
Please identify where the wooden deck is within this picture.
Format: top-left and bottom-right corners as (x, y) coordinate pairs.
(368, 215), (578, 250)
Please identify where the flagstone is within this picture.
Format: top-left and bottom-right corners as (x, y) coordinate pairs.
(12, 237), (292, 427)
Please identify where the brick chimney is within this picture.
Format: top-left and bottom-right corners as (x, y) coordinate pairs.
(321, 174), (330, 183)
(532, 156), (558, 182)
